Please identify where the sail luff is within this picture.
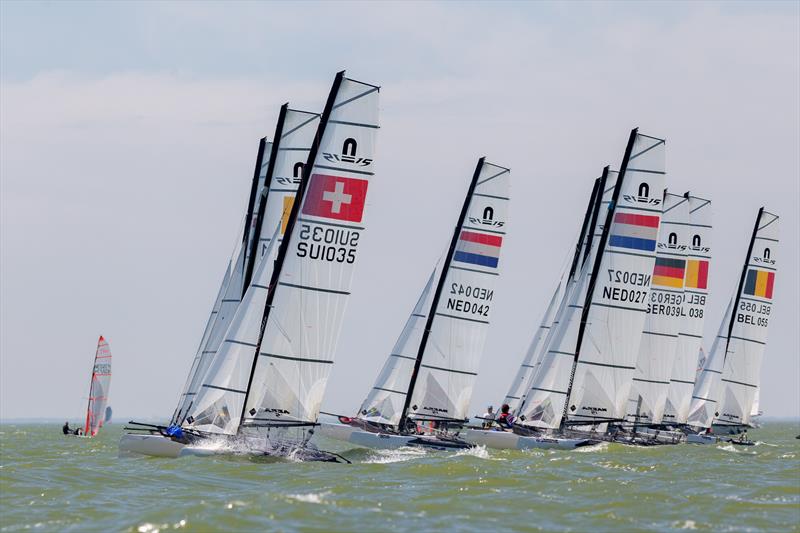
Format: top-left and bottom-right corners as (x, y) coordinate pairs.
(241, 136), (269, 290)
(397, 158), (487, 431)
(84, 336), (111, 436)
(238, 74), (345, 428)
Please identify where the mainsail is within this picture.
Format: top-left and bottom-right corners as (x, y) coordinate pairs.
(626, 192), (690, 425)
(84, 336), (112, 437)
(663, 194), (712, 424)
(240, 72), (380, 434)
(356, 158), (511, 429)
(686, 297), (734, 428)
(715, 209), (779, 427)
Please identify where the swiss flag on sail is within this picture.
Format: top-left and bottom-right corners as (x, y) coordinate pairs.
(302, 174), (368, 222)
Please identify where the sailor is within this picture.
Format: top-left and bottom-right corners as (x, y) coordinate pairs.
(62, 422), (70, 435)
(74, 428), (82, 436)
(497, 404), (515, 429)
(481, 406), (495, 428)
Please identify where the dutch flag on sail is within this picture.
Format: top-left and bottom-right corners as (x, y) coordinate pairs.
(453, 230), (502, 269)
(608, 212), (660, 252)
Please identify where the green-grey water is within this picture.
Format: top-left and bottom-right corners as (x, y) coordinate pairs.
(1, 422), (798, 532)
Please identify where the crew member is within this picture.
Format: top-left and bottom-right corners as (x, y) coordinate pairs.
(497, 404), (515, 429)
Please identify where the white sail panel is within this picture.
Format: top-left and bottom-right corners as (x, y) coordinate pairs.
(255, 110), (321, 259)
(243, 75), (380, 427)
(171, 260), (232, 424)
(627, 192), (690, 424)
(358, 269), (437, 426)
(407, 161), (510, 423)
(517, 171), (618, 429)
(502, 280), (562, 413)
(84, 336), (112, 436)
(184, 224), (281, 434)
(567, 132), (666, 424)
(716, 209), (779, 427)
(664, 195), (713, 424)
(244, 139), (273, 271)
(687, 297), (734, 428)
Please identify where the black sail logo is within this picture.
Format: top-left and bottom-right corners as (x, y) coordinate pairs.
(623, 182), (662, 206)
(323, 137), (372, 167)
(469, 205), (504, 227)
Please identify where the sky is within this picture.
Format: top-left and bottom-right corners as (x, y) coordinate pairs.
(1, 1), (798, 421)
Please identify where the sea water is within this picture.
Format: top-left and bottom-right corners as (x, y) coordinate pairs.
(1, 422), (798, 531)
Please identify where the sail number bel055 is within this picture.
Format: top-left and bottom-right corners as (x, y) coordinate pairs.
(738, 300), (771, 327)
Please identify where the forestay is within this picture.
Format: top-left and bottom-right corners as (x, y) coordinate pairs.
(715, 209), (779, 427)
(404, 160), (510, 424)
(686, 297), (734, 429)
(627, 192), (690, 425)
(567, 131), (666, 425)
(357, 269), (437, 426)
(517, 170), (617, 429)
(184, 224), (281, 434)
(242, 74), (380, 430)
(84, 336), (112, 437)
(663, 195), (712, 424)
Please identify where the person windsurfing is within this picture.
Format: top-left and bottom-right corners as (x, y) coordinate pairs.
(62, 421), (70, 435)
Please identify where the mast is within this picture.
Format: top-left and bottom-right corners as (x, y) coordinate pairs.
(568, 177), (601, 281)
(243, 109), (289, 292)
(237, 73), (345, 430)
(583, 169), (610, 267)
(724, 207), (763, 346)
(242, 138), (267, 255)
(396, 158), (486, 432)
(560, 130), (637, 430)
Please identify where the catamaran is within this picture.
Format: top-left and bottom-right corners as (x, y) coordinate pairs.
(66, 336), (112, 437)
(508, 129), (666, 445)
(686, 208), (779, 445)
(320, 157), (510, 450)
(121, 71), (380, 461)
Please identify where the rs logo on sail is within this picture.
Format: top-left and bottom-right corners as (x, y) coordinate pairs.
(323, 137), (373, 167)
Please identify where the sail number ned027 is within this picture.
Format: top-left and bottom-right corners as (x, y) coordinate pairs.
(296, 223), (360, 264)
(737, 300), (771, 328)
(602, 268), (651, 305)
(447, 283), (493, 318)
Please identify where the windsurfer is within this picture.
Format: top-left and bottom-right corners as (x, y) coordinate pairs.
(62, 422), (70, 435)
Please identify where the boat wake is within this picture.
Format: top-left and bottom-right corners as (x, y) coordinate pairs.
(452, 445), (491, 460)
(363, 447), (427, 464)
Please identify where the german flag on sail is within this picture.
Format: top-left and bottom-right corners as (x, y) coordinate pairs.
(684, 259), (709, 290)
(743, 269), (775, 299)
(653, 257), (686, 288)
(608, 212), (660, 252)
(454, 230), (502, 269)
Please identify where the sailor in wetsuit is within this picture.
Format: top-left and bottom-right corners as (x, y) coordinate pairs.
(62, 422), (70, 435)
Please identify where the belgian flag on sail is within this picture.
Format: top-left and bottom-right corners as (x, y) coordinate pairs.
(743, 269), (775, 299)
(684, 259), (709, 290)
(653, 257), (686, 288)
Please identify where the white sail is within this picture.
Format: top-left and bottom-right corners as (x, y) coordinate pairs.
(502, 280), (562, 413)
(84, 336), (112, 436)
(184, 224), (282, 434)
(716, 209), (779, 427)
(405, 161), (511, 424)
(357, 269), (437, 426)
(750, 387), (761, 417)
(567, 131), (666, 425)
(687, 297), (734, 428)
(663, 194), (712, 424)
(171, 260), (232, 424)
(517, 171), (618, 429)
(242, 74), (380, 430)
(253, 108), (321, 260)
(244, 139), (274, 273)
(626, 192), (690, 425)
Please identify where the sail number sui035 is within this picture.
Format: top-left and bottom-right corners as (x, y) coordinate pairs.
(296, 223), (360, 264)
(447, 283), (493, 317)
(602, 269), (651, 304)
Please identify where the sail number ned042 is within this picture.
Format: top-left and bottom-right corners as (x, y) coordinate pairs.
(447, 282), (493, 318)
(296, 223), (360, 264)
(737, 300), (771, 327)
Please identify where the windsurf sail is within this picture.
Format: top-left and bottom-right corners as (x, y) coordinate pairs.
(626, 191), (690, 425)
(84, 336), (112, 437)
(663, 194), (712, 424)
(240, 72), (380, 437)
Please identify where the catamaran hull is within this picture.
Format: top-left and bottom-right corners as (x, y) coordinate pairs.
(118, 434), (185, 458)
(319, 423), (470, 451)
(463, 429), (593, 450)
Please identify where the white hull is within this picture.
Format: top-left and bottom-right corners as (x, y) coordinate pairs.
(118, 433), (186, 458)
(686, 433), (719, 445)
(463, 428), (592, 450)
(319, 423), (469, 451)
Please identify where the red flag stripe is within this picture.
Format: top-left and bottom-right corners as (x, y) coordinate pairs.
(614, 212), (660, 228)
(460, 230), (502, 247)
